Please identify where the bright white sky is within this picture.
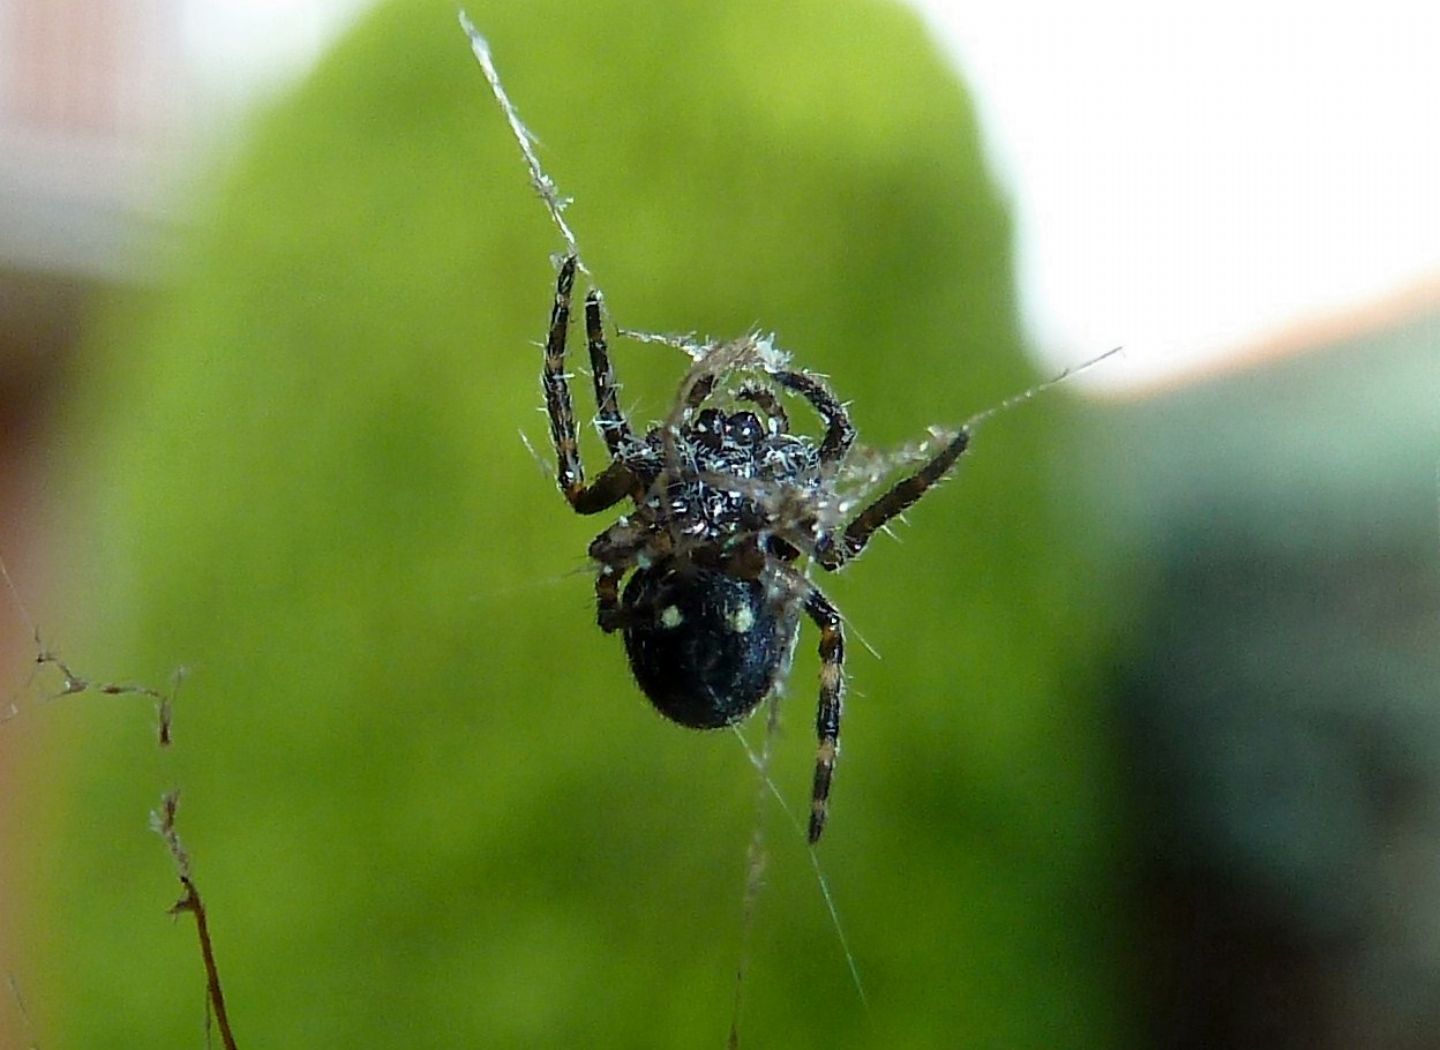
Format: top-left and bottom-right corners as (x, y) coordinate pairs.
(916, 0), (1440, 388)
(183, 0), (1440, 390)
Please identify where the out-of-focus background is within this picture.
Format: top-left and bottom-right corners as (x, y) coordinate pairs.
(0, 1), (1436, 1047)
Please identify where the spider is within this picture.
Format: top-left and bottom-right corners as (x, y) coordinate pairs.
(540, 254), (969, 843)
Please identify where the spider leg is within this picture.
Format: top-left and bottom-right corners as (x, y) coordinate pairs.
(543, 256), (633, 515)
(793, 576), (846, 843)
(771, 370), (855, 464)
(814, 427), (971, 570)
(589, 519), (668, 631)
(593, 560), (630, 633)
(736, 384), (789, 434)
(584, 289), (634, 458)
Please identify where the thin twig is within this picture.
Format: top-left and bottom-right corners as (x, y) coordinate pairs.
(7, 973), (40, 1049)
(152, 792), (239, 1050)
(2, 550), (184, 745)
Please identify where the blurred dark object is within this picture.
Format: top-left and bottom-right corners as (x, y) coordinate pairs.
(0, 0), (182, 477)
(1115, 298), (1440, 1049)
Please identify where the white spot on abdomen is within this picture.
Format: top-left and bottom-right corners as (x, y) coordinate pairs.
(726, 605), (755, 634)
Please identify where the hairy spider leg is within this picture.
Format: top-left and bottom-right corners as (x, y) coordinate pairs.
(583, 289), (634, 458)
(685, 372), (721, 412)
(771, 370), (856, 465)
(589, 519), (667, 632)
(795, 576), (846, 843)
(543, 255), (634, 515)
(735, 384), (790, 433)
(814, 427), (972, 569)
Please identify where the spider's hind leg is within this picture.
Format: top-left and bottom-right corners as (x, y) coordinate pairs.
(781, 569), (846, 844)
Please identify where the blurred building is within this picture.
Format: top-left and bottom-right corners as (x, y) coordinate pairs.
(0, 0), (185, 517)
(0, 0), (358, 487)
(1113, 289), (1440, 1049)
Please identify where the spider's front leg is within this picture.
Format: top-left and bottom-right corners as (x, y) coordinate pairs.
(771, 369), (855, 464)
(735, 384), (789, 433)
(542, 255), (634, 515)
(814, 427), (971, 570)
(583, 287), (633, 458)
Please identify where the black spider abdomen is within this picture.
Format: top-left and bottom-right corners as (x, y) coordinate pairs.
(622, 564), (796, 729)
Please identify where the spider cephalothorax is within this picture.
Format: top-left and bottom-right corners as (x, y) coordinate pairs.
(539, 254), (969, 842)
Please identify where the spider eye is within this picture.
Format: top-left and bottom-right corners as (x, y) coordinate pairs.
(693, 408), (725, 450)
(729, 411), (763, 444)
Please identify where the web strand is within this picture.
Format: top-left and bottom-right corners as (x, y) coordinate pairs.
(458, 10), (583, 271)
(731, 725), (870, 1015)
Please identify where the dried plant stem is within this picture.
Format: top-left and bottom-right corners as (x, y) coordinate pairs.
(153, 792), (238, 1050)
(170, 876), (238, 1050)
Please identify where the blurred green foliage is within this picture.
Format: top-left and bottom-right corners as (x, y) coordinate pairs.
(22, 0), (1130, 1045)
